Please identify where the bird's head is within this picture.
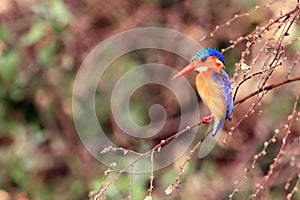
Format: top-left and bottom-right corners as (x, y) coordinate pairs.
(172, 48), (225, 80)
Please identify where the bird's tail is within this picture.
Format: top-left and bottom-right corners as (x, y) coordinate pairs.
(198, 118), (224, 158)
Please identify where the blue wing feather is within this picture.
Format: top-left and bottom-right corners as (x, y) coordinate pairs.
(221, 70), (233, 120)
(212, 120), (223, 137)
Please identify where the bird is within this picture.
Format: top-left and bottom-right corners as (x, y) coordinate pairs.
(172, 48), (233, 157)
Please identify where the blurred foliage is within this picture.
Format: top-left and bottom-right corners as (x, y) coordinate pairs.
(0, 0), (299, 200)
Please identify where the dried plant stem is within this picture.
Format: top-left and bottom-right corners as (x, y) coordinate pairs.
(229, 90), (300, 200)
(233, 65), (280, 102)
(174, 138), (203, 188)
(128, 165), (133, 200)
(147, 151), (155, 198)
(234, 77), (300, 106)
(228, 127), (282, 200)
(249, 90), (300, 199)
(92, 118), (208, 199)
(200, 0), (279, 43)
(222, 2), (300, 53)
(286, 173), (300, 200)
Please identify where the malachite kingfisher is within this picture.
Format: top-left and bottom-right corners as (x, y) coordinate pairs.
(172, 48), (233, 157)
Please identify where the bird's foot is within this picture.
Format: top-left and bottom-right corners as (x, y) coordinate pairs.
(202, 115), (213, 124)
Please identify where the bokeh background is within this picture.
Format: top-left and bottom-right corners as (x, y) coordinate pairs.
(0, 0), (299, 200)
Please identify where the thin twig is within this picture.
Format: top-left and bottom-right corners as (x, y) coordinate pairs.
(249, 90), (300, 199)
(234, 77), (300, 106)
(92, 118), (207, 199)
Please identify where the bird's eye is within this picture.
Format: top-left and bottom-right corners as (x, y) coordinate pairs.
(201, 57), (207, 63)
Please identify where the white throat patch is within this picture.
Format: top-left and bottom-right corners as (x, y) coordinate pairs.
(195, 66), (208, 72)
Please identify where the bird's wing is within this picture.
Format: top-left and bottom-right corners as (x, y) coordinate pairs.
(197, 70), (230, 158)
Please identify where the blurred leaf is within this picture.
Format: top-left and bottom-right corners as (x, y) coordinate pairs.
(31, 0), (72, 26)
(160, 168), (177, 187)
(296, 189), (300, 200)
(0, 100), (5, 119)
(37, 41), (58, 68)
(49, 0), (72, 25)
(9, 158), (27, 188)
(0, 27), (12, 42)
(202, 160), (217, 178)
(61, 54), (74, 70)
(9, 84), (26, 102)
(130, 101), (148, 126)
(0, 50), (19, 83)
(21, 21), (48, 46)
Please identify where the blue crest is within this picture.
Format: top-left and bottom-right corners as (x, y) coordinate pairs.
(191, 48), (225, 65)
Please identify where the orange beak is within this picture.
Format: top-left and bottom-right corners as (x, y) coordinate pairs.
(171, 62), (196, 80)
(172, 57), (218, 80)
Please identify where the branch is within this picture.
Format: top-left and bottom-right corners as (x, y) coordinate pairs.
(249, 90), (300, 199)
(92, 116), (213, 200)
(233, 65), (280, 102)
(234, 77), (300, 106)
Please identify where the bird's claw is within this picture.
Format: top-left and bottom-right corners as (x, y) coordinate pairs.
(202, 115), (213, 124)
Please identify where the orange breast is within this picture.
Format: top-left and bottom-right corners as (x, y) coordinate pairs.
(196, 70), (226, 120)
